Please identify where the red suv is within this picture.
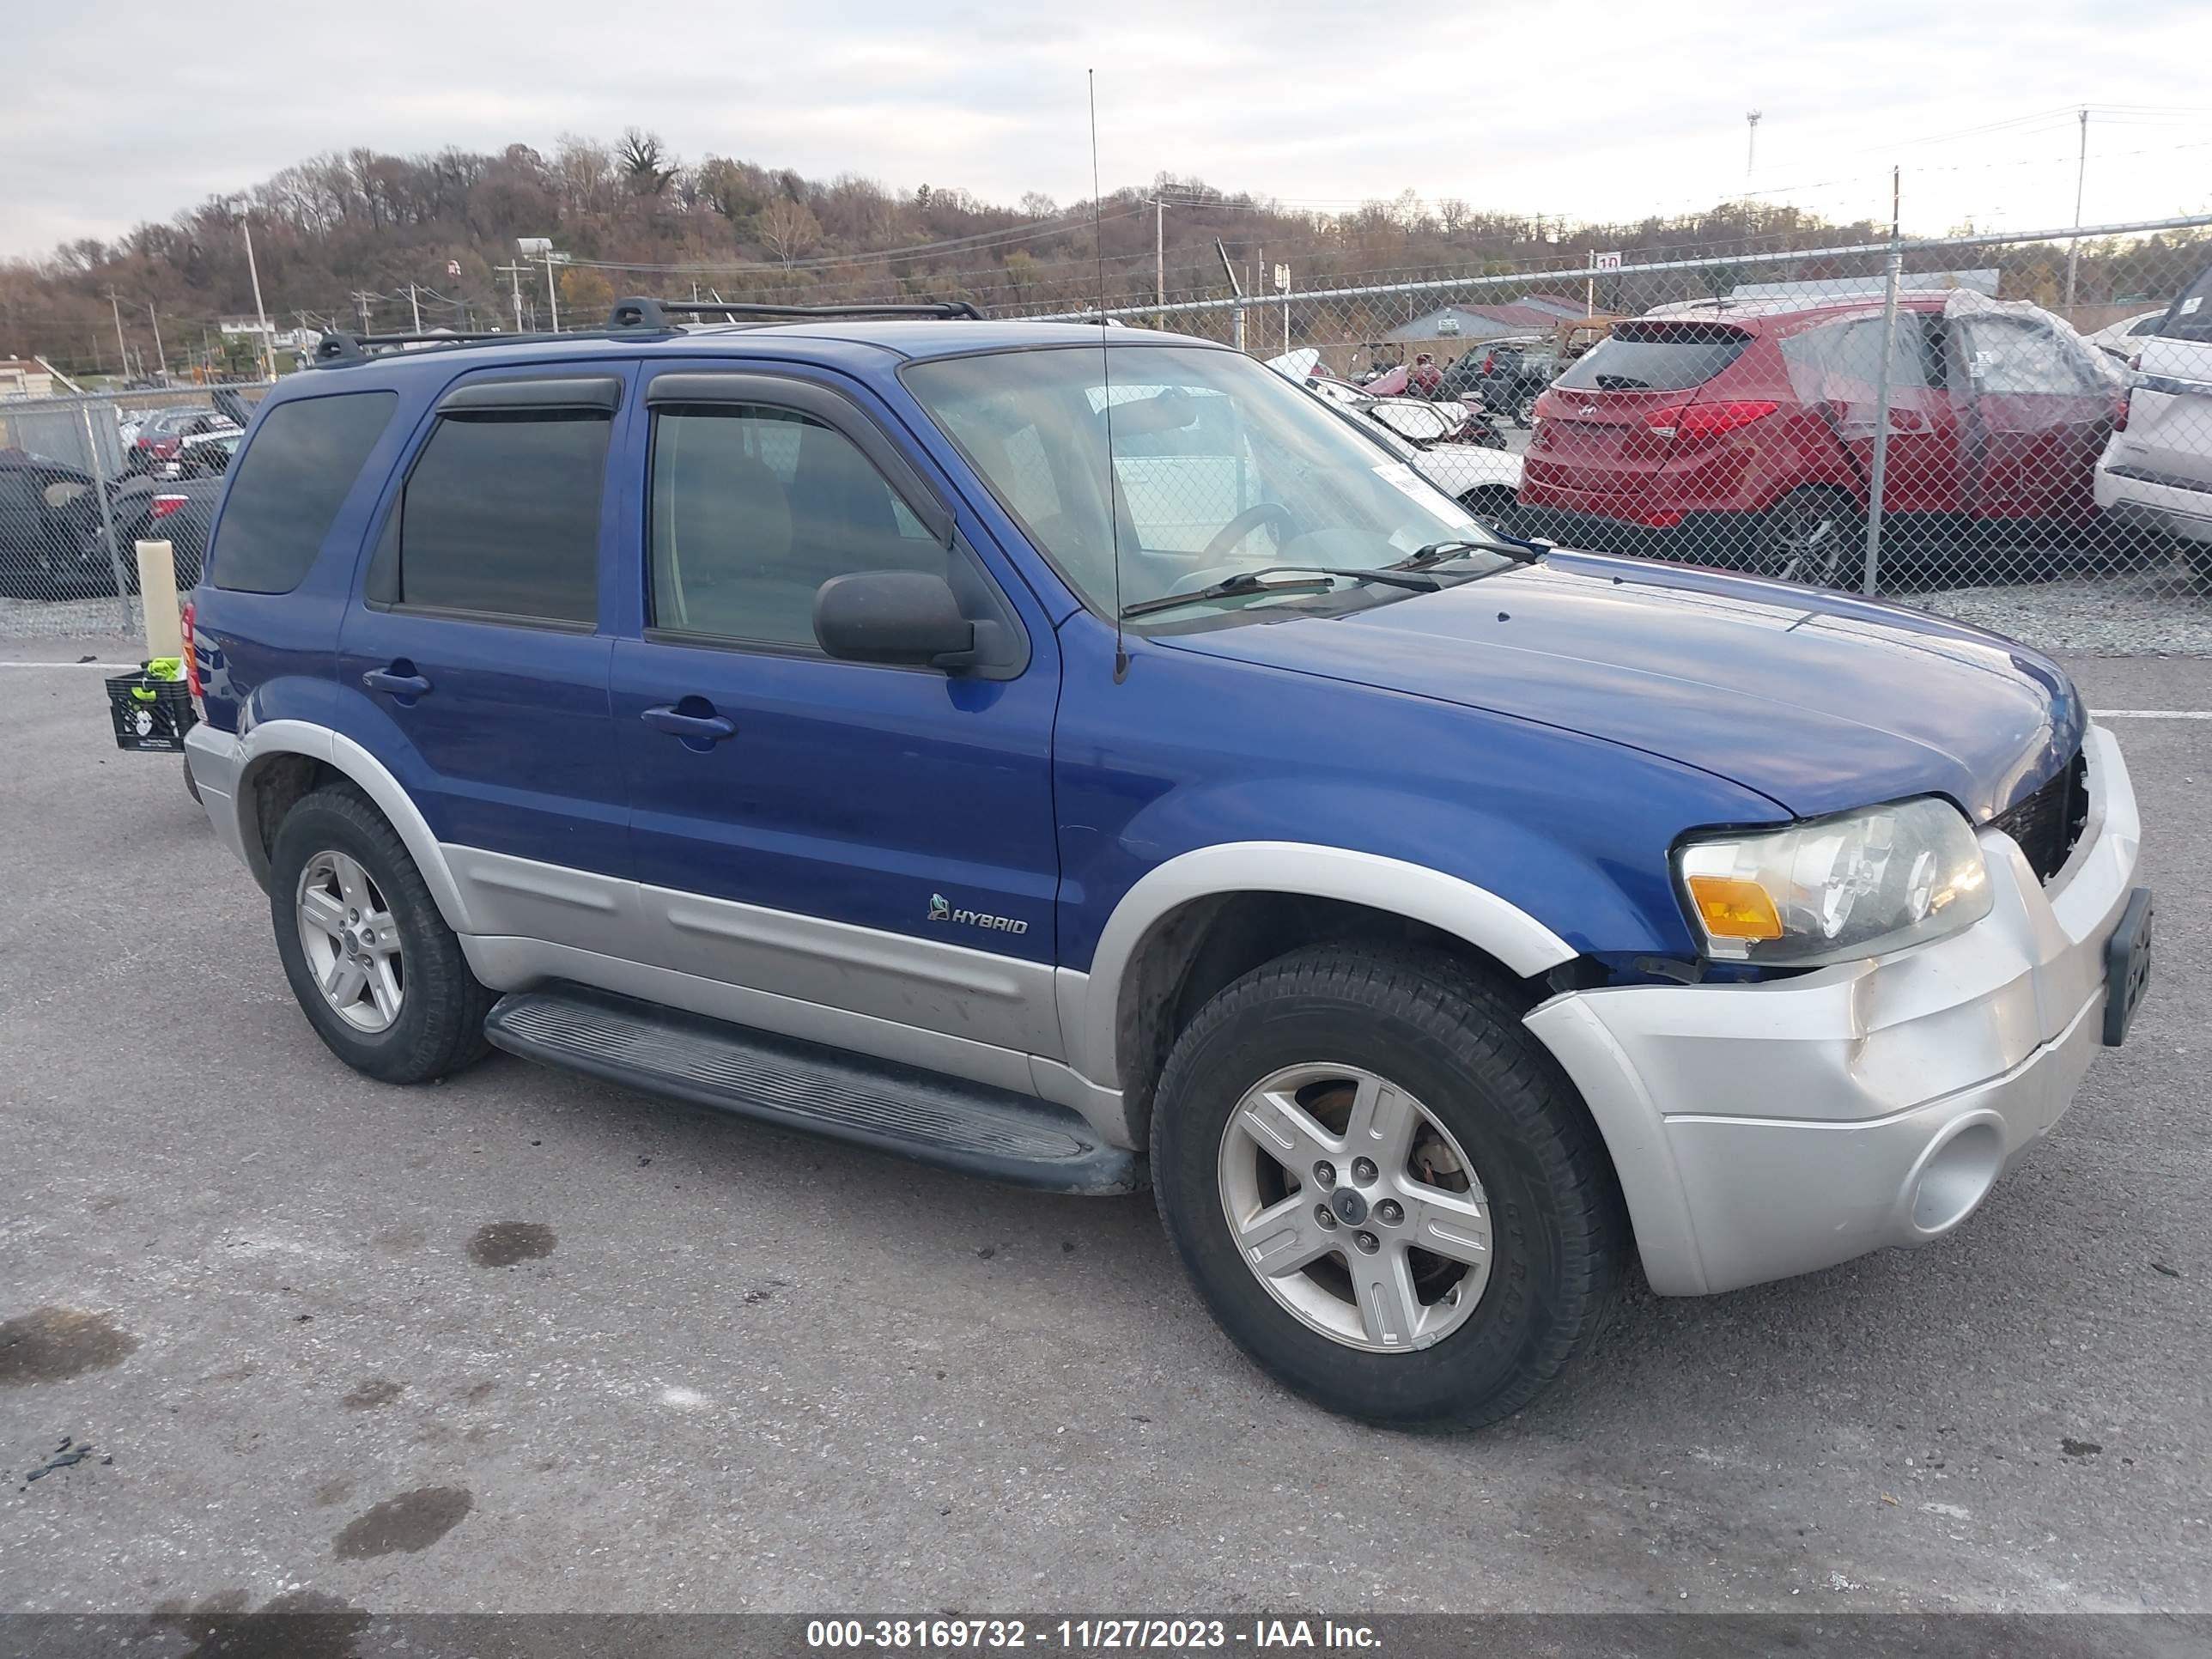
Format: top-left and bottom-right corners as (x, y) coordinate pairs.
(1514, 296), (2127, 584)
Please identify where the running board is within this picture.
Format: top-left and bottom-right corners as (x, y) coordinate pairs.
(483, 984), (1142, 1195)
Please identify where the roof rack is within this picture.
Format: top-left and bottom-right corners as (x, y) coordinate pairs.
(603, 296), (985, 329)
(312, 295), (986, 368)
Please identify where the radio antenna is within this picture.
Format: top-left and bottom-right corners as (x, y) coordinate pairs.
(1090, 70), (1128, 684)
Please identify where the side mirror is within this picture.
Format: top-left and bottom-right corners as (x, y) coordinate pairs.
(814, 570), (977, 670)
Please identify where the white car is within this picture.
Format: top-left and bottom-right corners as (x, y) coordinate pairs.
(1262, 349), (1522, 522)
(2094, 267), (2212, 578)
(2086, 309), (2167, 369)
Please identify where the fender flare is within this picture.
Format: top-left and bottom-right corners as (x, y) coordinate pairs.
(226, 719), (473, 933)
(1066, 841), (1577, 1089)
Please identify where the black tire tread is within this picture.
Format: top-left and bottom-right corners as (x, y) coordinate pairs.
(268, 783), (495, 1085)
(1150, 942), (1625, 1431)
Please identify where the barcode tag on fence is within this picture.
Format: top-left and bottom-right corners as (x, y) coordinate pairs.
(1373, 462), (1477, 528)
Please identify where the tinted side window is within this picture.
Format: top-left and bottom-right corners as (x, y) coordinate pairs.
(649, 404), (945, 648)
(2160, 260), (2212, 343)
(212, 392), (397, 593)
(1554, 325), (1753, 392)
(394, 410), (609, 624)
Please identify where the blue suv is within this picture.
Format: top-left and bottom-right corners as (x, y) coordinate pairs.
(181, 299), (2153, 1428)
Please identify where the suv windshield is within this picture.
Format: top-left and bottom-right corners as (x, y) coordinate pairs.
(904, 344), (1509, 622)
(1553, 323), (1752, 392)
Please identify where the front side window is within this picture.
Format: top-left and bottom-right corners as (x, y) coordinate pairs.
(905, 344), (1503, 623)
(388, 410), (610, 624)
(213, 391), (396, 593)
(1952, 316), (2099, 398)
(649, 404), (945, 648)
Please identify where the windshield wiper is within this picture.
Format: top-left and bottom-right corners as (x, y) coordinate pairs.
(1393, 536), (1547, 573)
(1120, 564), (1441, 621)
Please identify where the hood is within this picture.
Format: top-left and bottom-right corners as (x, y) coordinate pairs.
(1163, 550), (2081, 822)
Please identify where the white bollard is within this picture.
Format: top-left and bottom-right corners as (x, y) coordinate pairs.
(135, 539), (182, 662)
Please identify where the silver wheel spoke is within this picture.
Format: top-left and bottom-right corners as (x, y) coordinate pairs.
(1344, 1073), (1420, 1170)
(366, 957), (402, 1022)
(1352, 1245), (1425, 1349)
(1235, 1087), (1340, 1170)
(299, 887), (347, 939)
(1233, 1192), (1338, 1279)
(323, 956), (368, 1007)
(1398, 1182), (1492, 1266)
(333, 856), (371, 913)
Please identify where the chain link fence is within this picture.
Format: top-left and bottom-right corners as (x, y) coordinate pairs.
(10, 214), (2212, 654)
(1015, 212), (2212, 654)
(0, 382), (266, 640)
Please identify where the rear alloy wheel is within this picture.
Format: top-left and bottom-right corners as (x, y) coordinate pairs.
(1753, 488), (1865, 589)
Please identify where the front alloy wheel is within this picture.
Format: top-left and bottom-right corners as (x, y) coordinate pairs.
(1218, 1062), (1492, 1352)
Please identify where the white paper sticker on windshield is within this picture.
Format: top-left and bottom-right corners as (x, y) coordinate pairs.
(2183, 296), (2204, 316)
(1373, 461), (1476, 528)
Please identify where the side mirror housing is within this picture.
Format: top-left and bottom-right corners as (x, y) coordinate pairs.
(814, 570), (977, 670)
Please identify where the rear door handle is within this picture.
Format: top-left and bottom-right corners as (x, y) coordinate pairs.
(362, 666), (433, 699)
(641, 703), (737, 743)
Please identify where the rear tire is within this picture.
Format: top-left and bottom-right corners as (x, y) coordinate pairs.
(1752, 487), (1865, 590)
(268, 784), (494, 1085)
(1150, 944), (1625, 1430)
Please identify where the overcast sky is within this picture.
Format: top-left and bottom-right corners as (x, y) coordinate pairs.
(5, 0), (2210, 260)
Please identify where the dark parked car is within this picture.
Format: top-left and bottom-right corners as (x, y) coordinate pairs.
(0, 451), (112, 596)
(1474, 342), (1565, 425)
(125, 405), (240, 476)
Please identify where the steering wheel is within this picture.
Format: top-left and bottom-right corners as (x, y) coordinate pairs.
(1198, 501), (1297, 567)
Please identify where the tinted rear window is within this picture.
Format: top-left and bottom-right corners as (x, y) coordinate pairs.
(1554, 324), (1753, 392)
(212, 392), (396, 593)
(387, 410), (609, 624)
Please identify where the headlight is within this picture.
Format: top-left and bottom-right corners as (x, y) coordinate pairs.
(1674, 797), (1991, 967)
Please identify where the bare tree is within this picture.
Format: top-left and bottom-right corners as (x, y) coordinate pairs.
(617, 129), (678, 197)
(758, 196), (822, 269)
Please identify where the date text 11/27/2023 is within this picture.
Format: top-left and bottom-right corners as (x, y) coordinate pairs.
(805, 1619), (1382, 1650)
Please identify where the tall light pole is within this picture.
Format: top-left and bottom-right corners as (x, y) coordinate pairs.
(1745, 110), (1763, 195)
(2063, 106), (2089, 313)
(234, 198), (275, 380)
(143, 301), (167, 383)
(108, 290), (129, 378)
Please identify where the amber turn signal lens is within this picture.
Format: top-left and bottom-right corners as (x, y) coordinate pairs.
(1685, 874), (1784, 941)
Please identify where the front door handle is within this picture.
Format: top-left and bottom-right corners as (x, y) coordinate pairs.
(362, 665), (433, 700)
(641, 703), (737, 744)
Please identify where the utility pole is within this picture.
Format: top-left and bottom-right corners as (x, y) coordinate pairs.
(545, 253), (560, 331)
(237, 204), (275, 380)
(495, 263), (528, 332)
(1155, 196), (1166, 327)
(352, 290), (378, 336)
(143, 301), (167, 382)
(409, 283), (423, 332)
(108, 290), (129, 380)
(1745, 110), (1762, 197)
(2063, 106), (2088, 313)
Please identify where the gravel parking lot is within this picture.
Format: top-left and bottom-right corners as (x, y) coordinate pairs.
(3, 641), (2209, 1621)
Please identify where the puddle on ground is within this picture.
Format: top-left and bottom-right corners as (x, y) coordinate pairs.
(155, 1588), (369, 1659)
(331, 1486), (472, 1559)
(341, 1377), (404, 1410)
(0, 1306), (139, 1385)
(466, 1221), (555, 1267)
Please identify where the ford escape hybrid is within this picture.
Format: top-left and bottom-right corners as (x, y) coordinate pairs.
(181, 298), (2153, 1429)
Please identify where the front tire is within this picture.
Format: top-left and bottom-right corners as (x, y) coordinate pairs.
(1150, 945), (1625, 1430)
(268, 784), (494, 1085)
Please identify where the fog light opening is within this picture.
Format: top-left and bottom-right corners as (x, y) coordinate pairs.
(1910, 1121), (2003, 1234)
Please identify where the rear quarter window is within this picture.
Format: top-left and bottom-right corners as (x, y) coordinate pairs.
(212, 392), (397, 594)
(1554, 324), (1753, 392)
(2159, 259), (2212, 344)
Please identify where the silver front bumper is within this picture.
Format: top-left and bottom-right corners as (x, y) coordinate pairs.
(1528, 723), (2142, 1295)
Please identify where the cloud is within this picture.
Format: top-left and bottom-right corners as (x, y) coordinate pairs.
(3, 0), (2209, 257)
